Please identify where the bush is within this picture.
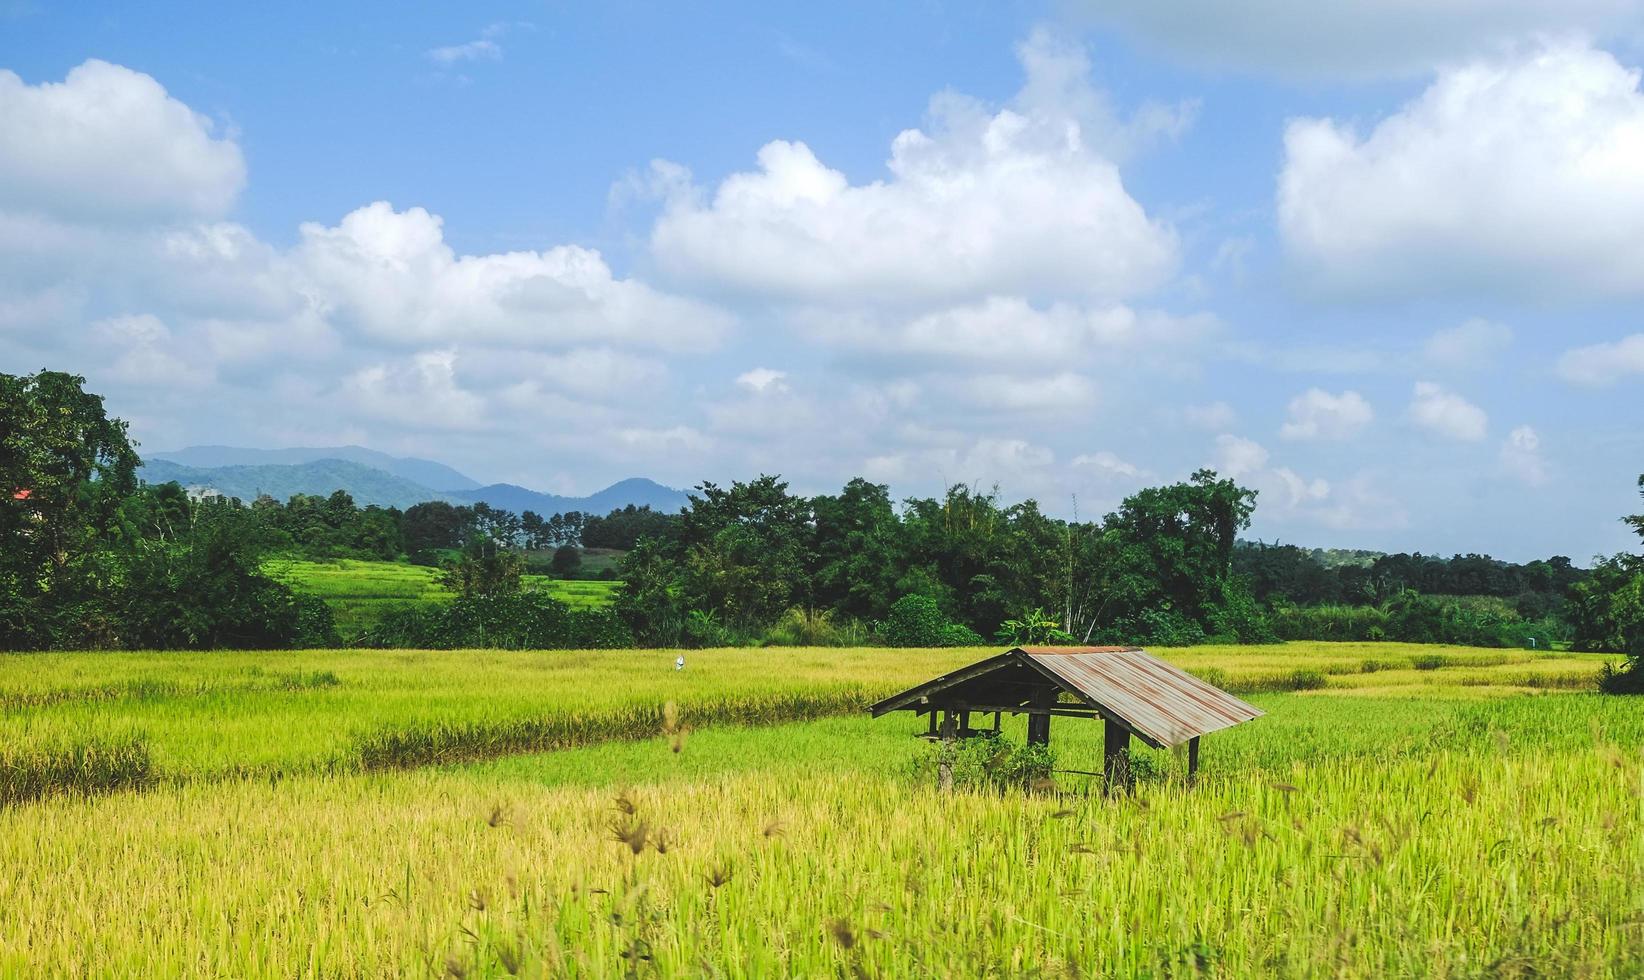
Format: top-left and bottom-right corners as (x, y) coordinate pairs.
(762, 607), (870, 647)
(1285, 667), (1329, 691)
(880, 595), (981, 647)
(905, 734), (1055, 793)
(362, 592), (631, 649)
(1411, 653), (1450, 671)
(1598, 660), (1644, 694)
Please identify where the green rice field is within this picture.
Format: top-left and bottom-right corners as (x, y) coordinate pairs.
(1, 642), (1639, 976)
(263, 558), (619, 636)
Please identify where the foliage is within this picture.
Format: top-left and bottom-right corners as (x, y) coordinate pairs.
(439, 537), (524, 598)
(906, 734), (1056, 793)
(364, 591), (631, 650)
(880, 594), (983, 647)
(549, 543), (582, 577)
(994, 607), (1075, 646)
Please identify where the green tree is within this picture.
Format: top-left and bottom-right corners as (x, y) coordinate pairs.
(550, 543), (582, 577)
(440, 537), (523, 598)
(0, 371), (141, 647)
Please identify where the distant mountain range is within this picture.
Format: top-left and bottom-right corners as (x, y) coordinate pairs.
(139, 447), (690, 516)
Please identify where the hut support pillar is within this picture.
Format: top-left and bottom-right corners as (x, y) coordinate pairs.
(937, 710), (956, 792)
(1103, 719), (1132, 795)
(1026, 689), (1052, 746)
(1188, 736), (1200, 781)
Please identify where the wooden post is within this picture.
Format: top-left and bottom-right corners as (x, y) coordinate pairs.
(1187, 736), (1201, 781)
(1026, 688), (1052, 746)
(937, 710), (956, 792)
(1103, 719), (1131, 795)
(957, 708), (970, 736)
(992, 710), (1001, 734)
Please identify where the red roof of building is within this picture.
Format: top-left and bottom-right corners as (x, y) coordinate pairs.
(12, 489), (31, 501)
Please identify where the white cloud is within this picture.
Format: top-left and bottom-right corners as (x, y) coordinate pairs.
(1408, 381), (1488, 441)
(736, 367), (789, 393)
(1556, 333), (1644, 385)
(614, 425), (713, 453)
(0, 60), (244, 223)
(1183, 401), (1236, 430)
(648, 31), (1177, 306)
(1070, 450), (1145, 480)
(1212, 434), (1269, 478)
(344, 350), (488, 431)
(796, 297), (1215, 367)
(1280, 41), (1644, 298)
(1074, 0), (1644, 77)
(958, 372), (1097, 414)
(1279, 388), (1374, 441)
(91, 314), (213, 388)
(1500, 425), (1550, 485)
(294, 201), (731, 350)
(427, 39), (502, 65)
(1423, 318), (1514, 368)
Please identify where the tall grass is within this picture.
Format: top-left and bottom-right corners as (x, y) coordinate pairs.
(0, 738), (152, 806)
(0, 728), (1636, 975)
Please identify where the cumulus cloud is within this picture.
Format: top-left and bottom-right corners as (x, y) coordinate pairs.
(344, 350), (488, 431)
(0, 60), (244, 223)
(1183, 401), (1236, 430)
(648, 31), (1177, 306)
(1423, 318), (1514, 369)
(1279, 388), (1373, 441)
(1280, 41), (1644, 298)
(796, 297), (1215, 368)
(1072, 0), (1644, 77)
(294, 201), (732, 349)
(1408, 382), (1488, 441)
(1212, 434), (1270, 478)
(1556, 333), (1644, 385)
(1500, 425), (1550, 485)
(736, 367), (789, 393)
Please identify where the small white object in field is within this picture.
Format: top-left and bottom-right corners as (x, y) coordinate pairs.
(675, 655), (686, 671)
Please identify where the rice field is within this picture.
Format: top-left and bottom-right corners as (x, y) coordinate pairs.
(1, 643), (1639, 976)
(263, 558), (620, 636)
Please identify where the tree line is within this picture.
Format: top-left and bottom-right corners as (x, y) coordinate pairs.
(4, 369), (1641, 679)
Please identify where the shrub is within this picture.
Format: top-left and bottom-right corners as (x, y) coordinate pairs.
(361, 592), (631, 649)
(881, 595), (980, 647)
(1598, 660), (1644, 694)
(762, 607), (870, 647)
(1284, 668), (1328, 691)
(1411, 654), (1450, 671)
(905, 734), (1055, 793)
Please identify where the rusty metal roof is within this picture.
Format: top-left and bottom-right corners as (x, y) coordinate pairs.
(870, 646), (1263, 748)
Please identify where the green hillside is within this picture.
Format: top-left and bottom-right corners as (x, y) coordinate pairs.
(264, 559), (619, 637)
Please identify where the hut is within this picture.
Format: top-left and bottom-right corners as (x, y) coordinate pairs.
(870, 646), (1263, 791)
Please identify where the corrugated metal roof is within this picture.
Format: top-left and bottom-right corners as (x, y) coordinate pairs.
(1019, 647), (1262, 748)
(869, 646), (1262, 748)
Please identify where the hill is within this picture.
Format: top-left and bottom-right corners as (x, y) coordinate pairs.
(138, 459), (449, 509)
(449, 477), (688, 516)
(151, 445), (480, 491)
(139, 450), (691, 516)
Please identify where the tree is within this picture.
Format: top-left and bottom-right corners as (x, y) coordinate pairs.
(0, 371), (141, 647)
(550, 544), (582, 577)
(440, 537), (523, 598)
(1574, 474), (1644, 686)
(402, 500), (471, 557)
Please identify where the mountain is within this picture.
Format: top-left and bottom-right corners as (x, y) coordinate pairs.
(450, 478), (689, 516)
(138, 450), (692, 516)
(137, 459), (454, 510)
(150, 445), (480, 491)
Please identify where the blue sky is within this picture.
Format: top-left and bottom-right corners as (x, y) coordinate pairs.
(2, 1), (1642, 562)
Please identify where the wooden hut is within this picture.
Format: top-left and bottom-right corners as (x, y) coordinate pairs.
(870, 646), (1263, 791)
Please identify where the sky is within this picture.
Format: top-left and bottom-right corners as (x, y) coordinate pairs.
(2, 1), (1642, 562)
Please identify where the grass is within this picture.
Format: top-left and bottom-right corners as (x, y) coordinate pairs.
(263, 558), (620, 636)
(0, 643), (1610, 783)
(0, 642), (1638, 975)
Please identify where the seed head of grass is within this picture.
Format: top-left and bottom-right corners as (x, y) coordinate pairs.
(609, 817), (649, 855)
(827, 917), (856, 950)
(704, 864), (734, 889)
